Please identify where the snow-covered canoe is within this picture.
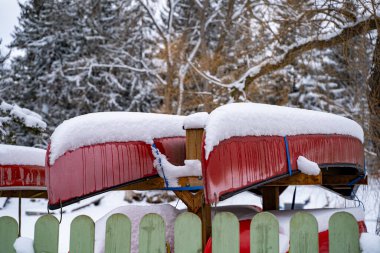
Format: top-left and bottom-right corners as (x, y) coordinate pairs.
(0, 144), (46, 198)
(47, 112), (186, 209)
(202, 103), (365, 203)
(47, 104), (365, 208)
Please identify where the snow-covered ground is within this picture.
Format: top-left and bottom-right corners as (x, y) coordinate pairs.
(0, 183), (378, 253)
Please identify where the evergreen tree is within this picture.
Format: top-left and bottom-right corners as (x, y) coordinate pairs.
(6, 0), (160, 145)
(0, 40), (47, 145)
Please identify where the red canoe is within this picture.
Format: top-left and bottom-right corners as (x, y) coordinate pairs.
(0, 144), (46, 197)
(47, 104), (365, 208)
(47, 137), (185, 209)
(201, 103), (365, 204)
(202, 134), (364, 203)
(47, 112), (186, 209)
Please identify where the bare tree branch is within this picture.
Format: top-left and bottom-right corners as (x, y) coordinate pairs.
(192, 16), (379, 91)
(243, 16), (379, 86)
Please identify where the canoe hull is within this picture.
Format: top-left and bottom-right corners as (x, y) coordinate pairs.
(202, 135), (364, 204)
(47, 137), (185, 209)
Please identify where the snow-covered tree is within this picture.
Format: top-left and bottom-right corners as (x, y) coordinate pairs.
(0, 101), (47, 145)
(6, 0), (161, 142)
(0, 40), (47, 145)
(3, 0), (379, 171)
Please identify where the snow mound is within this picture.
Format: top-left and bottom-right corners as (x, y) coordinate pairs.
(14, 237), (34, 253)
(49, 112), (185, 165)
(205, 103), (364, 159)
(360, 233), (380, 253)
(297, 156), (321, 175)
(0, 144), (46, 166)
(183, 112), (209, 129)
(279, 234), (289, 253)
(94, 204), (181, 253)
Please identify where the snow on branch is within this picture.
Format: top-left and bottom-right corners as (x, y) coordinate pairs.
(0, 101), (47, 131)
(244, 15), (380, 84)
(193, 15), (379, 90)
(138, 0), (168, 43)
(89, 63), (150, 73)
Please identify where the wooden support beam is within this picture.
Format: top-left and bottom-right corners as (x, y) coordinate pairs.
(186, 129), (204, 160)
(0, 190), (47, 199)
(174, 190), (211, 247)
(200, 197), (212, 248)
(261, 186), (280, 211)
(265, 173), (322, 186)
(183, 127), (211, 250)
(178, 176), (203, 187)
(118, 177), (164, 190)
(264, 172), (367, 187)
(174, 191), (203, 213)
(118, 176), (203, 191)
(322, 175), (367, 185)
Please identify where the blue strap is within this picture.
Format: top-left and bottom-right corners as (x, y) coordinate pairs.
(161, 186), (204, 191)
(284, 136), (292, 175)
(151, 143), (169, 187)
(347, 175), (364, 186)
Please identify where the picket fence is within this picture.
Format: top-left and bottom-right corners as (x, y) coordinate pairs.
(0, 211), (360, 253)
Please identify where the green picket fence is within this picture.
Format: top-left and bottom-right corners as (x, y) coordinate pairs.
(0, 211), (360, 253)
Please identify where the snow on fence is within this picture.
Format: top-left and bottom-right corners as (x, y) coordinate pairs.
(0, 211), (360, 253)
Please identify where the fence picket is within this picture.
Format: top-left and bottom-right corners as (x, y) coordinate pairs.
(34, 214), (59, 253)
(212, 212), (239, 253)
(70, 215), (95, 253)
(139, 213), (166, 253)
(0, 216), (18, 253)
(0, 210), (364, 253)
(105, 213), (131, 253)
(329, 212), (360, 253)
(175, 212), (202, 253)
(250, 212), (279, 253)
(290, 212), (318, 253)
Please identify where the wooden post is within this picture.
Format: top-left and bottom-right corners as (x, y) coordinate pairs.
(174, 127), (211, 250)
(261, 186), (280, 211)
(18, 191), (21, 237)
(186, 129), (204, 160)
(200, 197), (212, 248)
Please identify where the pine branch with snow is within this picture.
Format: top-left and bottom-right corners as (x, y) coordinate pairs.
(0, 101), (47, 144)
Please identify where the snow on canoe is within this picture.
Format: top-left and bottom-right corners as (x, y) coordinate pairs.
(47, 103), (365, 208)
(47, 112), (186, 209)
(0, 144), (46, 197)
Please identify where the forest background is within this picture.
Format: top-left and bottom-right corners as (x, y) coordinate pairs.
(0, 1), (379, 182)
(1, 0), (380, 237)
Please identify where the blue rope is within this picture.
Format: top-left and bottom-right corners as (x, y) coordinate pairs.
(347, 175), (364, 186)
(151, 143), (169, 187)
(284, 136), (292, 176)
(161, 186), (204, 191)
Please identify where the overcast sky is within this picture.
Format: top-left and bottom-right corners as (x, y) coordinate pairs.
(0, 0), (24, 56)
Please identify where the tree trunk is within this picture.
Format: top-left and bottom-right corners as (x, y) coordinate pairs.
(368, 36), (380, 172)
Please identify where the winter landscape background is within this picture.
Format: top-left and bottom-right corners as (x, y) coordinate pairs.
(0, 0), (379, 252)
